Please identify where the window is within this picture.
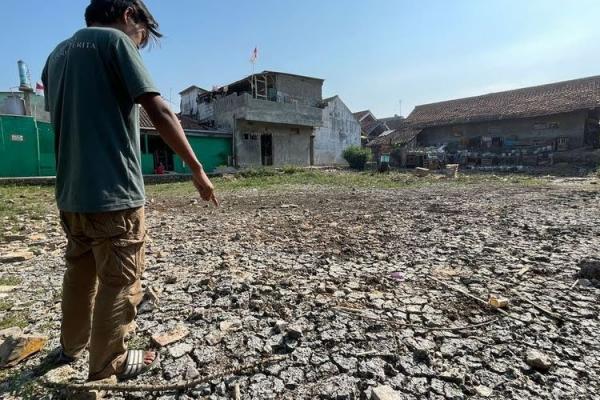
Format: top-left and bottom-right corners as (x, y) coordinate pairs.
(244, 134), (249, 140)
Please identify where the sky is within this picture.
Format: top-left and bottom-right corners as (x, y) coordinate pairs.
(1, 0), (599, 117)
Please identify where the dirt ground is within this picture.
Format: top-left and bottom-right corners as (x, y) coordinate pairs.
(1, 173), (599, 399)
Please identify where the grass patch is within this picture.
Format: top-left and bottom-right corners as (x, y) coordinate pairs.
(0, 300), (13, 312)
(146, 169), (547, 198)
(1, 170), (548, 209)
(0, 185), (54, 222)
(0, 369), (53, 400)
(0, 313), (28, 330)
(0, 276), (22, 286)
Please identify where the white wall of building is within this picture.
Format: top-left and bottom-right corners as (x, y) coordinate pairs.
(313, 96), (361, 165)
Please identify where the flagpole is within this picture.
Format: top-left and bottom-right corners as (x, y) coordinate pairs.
(250, 46), (257, 98)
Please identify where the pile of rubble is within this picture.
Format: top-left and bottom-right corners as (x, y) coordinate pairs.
(1, 178), (599, 399)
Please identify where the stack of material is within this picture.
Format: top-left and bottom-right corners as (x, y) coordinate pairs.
(445, 164), (459, 178)
(415, 167), (430, 177)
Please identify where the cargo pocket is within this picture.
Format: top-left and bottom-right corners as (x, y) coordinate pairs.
(95, 236), (145, 288)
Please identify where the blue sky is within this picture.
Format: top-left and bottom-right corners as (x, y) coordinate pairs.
(1, 0), (599, 117)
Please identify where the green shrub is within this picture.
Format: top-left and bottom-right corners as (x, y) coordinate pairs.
(343, 145), (371, 170)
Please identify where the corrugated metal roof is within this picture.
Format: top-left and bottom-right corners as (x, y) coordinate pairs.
(139, 108), (230, 135)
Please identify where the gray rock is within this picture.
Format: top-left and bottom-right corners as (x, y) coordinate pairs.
(577, 259), (600, 280)
(372, 385), (402, 400)
(331, 354), (358, 372)
(205, 330), (223, 346)
(167, 342), (193, 358)
(286, 324), (303, 339)
(357, 359), (387, 381)
(475, 385), (493, 397)
(526, 349), (554, 372)
(280, 366), (305, 389)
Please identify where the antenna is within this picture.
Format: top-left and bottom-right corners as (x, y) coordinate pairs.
(399, 100), (402, 117)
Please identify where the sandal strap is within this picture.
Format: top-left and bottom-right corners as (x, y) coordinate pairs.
(123, 350), (144, 377)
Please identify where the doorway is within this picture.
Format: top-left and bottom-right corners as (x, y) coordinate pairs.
(147, 135), (174, 171)
(261, 134), (273, 166)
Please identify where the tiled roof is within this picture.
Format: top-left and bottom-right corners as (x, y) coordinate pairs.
(362, 120), (386, 137)
(139, 107), (153, 129)
(179, 85), (206, 95)
(352, 110), (371, 121)
(407, 75), (600, 128)
(379, 116), (406, 130)
(368, 126), (421, 147)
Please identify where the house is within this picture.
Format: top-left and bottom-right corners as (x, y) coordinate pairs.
(353, 110), (388, 141)
(190, 71), (359, 167)
(179, 85), (208, 118)
(367, 118), (421, 166)
(406, 75), (600, 166)
(0, 91), (50, 123)
(139, 108), (232, 174)
(314, 96), (361, 165)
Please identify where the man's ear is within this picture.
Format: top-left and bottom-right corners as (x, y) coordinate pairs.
(122, 7), (136, 26)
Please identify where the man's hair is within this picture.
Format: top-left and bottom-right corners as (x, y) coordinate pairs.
(85, 0), (162, 48)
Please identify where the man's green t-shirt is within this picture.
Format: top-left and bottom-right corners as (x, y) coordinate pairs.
(42, 27), (159, 213)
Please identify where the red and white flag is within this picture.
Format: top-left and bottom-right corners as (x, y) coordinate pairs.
(35, 82), (44, 93)
(250, 47), (258, 64)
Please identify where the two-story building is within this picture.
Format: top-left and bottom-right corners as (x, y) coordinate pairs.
(184, 71), (360, 167)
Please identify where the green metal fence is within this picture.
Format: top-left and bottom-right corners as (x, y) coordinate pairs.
(0, 115), (56, 177)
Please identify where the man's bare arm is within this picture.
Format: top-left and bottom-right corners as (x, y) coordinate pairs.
(138, 93), (218, 206)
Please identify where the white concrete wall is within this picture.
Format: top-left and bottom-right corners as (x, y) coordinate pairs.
(180, 88), (202, 116)
(313, 96), (361, 165)
(236, 121), (312, 167)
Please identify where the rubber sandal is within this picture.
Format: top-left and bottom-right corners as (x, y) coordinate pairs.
(52, 348), (76, 366)
(118, 350), (160, 381)
(33, 347), (77, 377)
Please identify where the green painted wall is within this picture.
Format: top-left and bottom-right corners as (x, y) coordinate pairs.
(0, 117), (231, 177)
(173, 136), (231, 173)
(37, 121), (56, 176)
(141, 153), (154, 175)
(0, 115), (42, 177)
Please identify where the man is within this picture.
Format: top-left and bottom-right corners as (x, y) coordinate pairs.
(42, 0), (217, 381)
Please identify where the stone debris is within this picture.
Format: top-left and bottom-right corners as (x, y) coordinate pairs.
(415, 167), (430, 177)
(525, 349), (554, 372)
(1, 178), (599, 399)
(219, 319), (242, 332)
(44, 364), (78, 384)
(577, 259), (600, 282)
(0, 327), (22, 340)
(0, 286), (18, 294)
(372, 385), (402, 400)
(0, 250), (34, 263)
(474, 385), (493, 397)
(0, 333), (48, 368)
(151, 325), (190, 347)
(488, 294), (509, 309)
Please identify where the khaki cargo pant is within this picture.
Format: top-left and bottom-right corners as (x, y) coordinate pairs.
(59, 207), (146, 380)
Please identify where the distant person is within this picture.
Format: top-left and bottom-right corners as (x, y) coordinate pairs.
(155, 161), (165, 175)
(42, 0), (218, 381)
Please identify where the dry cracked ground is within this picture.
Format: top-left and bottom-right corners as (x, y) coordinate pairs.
(1, 171), (600, 399)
